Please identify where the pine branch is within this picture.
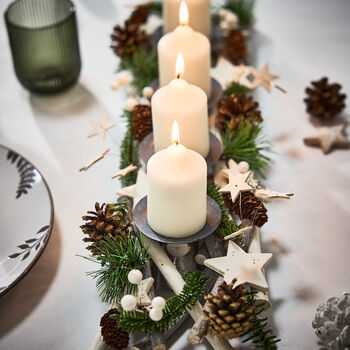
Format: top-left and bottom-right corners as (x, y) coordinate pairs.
(113, 271), (208, 335)
(119, 110), (139, 186)
(224, 82), (252, 96)
(221, 119), (271, 177)
(223, 0), (256, 27)
(119, 48), (158, 95)
(149, 1), (162, 16)
(83, 234), (149, 303)
(207, 182), (239, 237)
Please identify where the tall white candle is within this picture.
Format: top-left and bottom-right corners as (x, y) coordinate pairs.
(163, 0), (211, 37)
(158, 1), (211, 97)
(152, 53), (209, 158)
(147, 122), (207, 238)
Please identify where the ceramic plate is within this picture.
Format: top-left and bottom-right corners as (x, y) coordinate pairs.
(0, 145), (54, 297)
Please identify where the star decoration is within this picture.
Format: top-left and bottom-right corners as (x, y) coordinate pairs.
(204, 240), (272, 291)
(117, 184), (136, 198)
(250, 63), (279, 93)
(137, 277), (154, 306)
(112, 164), (138, 179)
(79, 148), (110, 171)
(255, 188), (294, 202)
(219, 171), (253, 202)
(88, 114), (116, 140)
(303, 124), (350, 154)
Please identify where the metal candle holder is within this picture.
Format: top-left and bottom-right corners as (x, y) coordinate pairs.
(133, 196), (222, 244)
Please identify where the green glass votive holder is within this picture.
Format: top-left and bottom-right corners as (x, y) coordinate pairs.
(4, 0), (81, 94)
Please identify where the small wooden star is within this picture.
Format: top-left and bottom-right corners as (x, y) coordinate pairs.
(117, 184), (136, 198)
(219, 171), (253, 202)
(204, 240), (272, 291)
(255, 188), (294, 202)
(111, 164), (137, 179)
(88, 114), (116, 140)
(137, 277), (154, 306)
(79, 148), (110, 171)
(304, 124), (350, 154)
(250, 63), (279, 92)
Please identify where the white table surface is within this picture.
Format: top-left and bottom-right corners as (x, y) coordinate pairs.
(1, 0), (350, 349)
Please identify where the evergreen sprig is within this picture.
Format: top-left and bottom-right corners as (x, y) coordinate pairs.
(224, 82), (252, 96)
(223, 0), (256, 27)
(149, 1), (162, 16)
(221, 119), (271, 177)
(207, 182), (238, 237)
(84, 234), (149, 303)
(120, 110), (139, 186)
(113, 271), (208, 335)
(119, 48), (158, 95)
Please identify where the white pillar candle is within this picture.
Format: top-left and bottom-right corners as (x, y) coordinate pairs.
(152, 54), (210, 158)
(147, 122), (207, 238)
(163, 0), (211, 38)
(158, 1), (211, 97)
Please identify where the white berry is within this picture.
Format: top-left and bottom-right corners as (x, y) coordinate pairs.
(110, 81), (120, 91)
(118, 72), (129, 85)
(149, 308), (163, 321)
(225, 12), (238, 26)
(121, 295), (137, 311)
(142, 86), (154, 99)
(218, 9), (227, 20)
(128, 269), (143, 285)
(219, 21), (230, 31)
(152, 296), (166, 310)
(238, 161), (250, 173)
(125, 97), (138, 111)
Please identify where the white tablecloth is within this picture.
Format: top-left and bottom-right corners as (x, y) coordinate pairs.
(1, 0), (350, 349)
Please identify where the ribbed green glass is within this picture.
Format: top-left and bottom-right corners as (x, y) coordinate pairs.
(5, 0), (81, 94)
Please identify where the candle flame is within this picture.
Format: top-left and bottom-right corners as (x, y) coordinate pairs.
(179, 1), (189, 26)
(172, 121), (180, 145)
(176, 53), (184, 78)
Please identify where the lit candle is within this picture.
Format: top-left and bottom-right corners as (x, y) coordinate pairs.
(152, 53), (210, 158)
(163, 0), (211, 37)
(147, 122), (207, 238)
(158, 1), (211, 97)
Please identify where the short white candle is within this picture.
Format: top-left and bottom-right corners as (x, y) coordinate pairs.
(147, 122), (207, 238)
(158, 1), (211, 97)
(163, 0), (211, 37)
(152, 53), (209, 158)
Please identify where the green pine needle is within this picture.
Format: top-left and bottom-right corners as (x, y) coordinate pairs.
(113, 271), (208, 334)
(119, 48), (158, 95)
(149, 1), (162, 16)
(223, 0), (256, 27)
(83, 234), (149, 304)
(207, 182), (239, 237)
(224, 82), (253, 96)
(221, 119), (271, 177)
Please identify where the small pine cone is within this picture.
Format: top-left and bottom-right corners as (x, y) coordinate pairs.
(80, 202), (131, 254)
(128, 4), (150, 25)
(304, 77), (346, 119)
(216, 93), (262, 133)
(132, 104), (153, 141)
(223, 29), (247, 65)
(224, 192), (268, 227)
(204, 278), (255, 339)
(111, 21), (149, 59)
(100, 309), (129, 350)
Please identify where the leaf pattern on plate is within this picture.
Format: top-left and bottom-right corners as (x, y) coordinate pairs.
(7, 150), (37, 199)
(8, 225), (50, 261)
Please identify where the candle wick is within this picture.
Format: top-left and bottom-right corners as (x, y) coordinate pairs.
(177, 73), (181, 79)
(175, 140), (179, 146)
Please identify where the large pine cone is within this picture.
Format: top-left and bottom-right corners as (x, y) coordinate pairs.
(132, 104), (153, 141)
(111, 21), (149, 59)
(128, 4), (150, 25)
(304, 77), (346, 119)
(224, 191), (268, 227)
(80, 202), (131, 254)
(204, 278), (255, 339)
(216, 93), (263, 133)
(100, 309), (129, 350)
(222, 29), (247, 65)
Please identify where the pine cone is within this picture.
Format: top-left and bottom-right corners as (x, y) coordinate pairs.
(204, 278), (255, 339)
(132, 104), (153, 141)
(80, 202), (131, 254)
(216, 93), (263, 133)
(223, 29), (247, 65)
(111, 21), (149, 59)
(304, 77), (346, 119)
(100, 309), (129, 350)
(225, 192), (268, 227)
(128, 4), (150, 25)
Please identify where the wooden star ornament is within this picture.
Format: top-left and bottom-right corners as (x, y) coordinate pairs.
(204, 240), (272, 291)
(79, 148), (110, 171)
(137, 277), (154, 306)
(304, 124), (349, 154)
(88, 114), (116, 140)
(111, 164), (137, 179)
(219, 171), (253, 202)
(250, 63), (285, 93)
